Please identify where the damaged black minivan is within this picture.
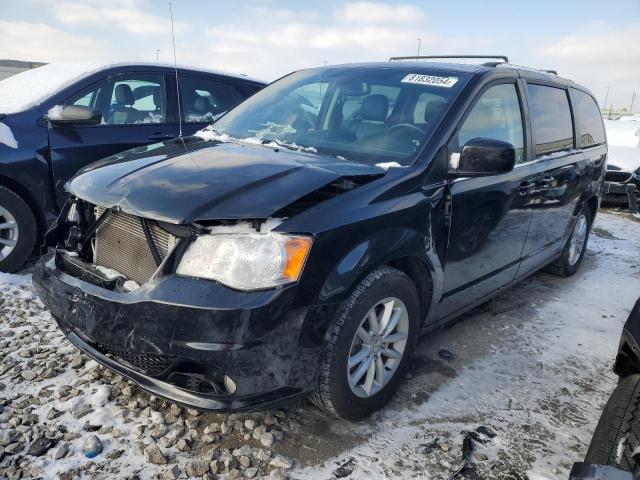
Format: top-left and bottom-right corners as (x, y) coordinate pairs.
(34, 59), (607, 420)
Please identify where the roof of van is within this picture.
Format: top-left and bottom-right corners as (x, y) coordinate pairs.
(312, 60), (584, 91)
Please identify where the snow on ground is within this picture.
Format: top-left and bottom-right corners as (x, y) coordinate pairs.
(0, 211), (639, 480)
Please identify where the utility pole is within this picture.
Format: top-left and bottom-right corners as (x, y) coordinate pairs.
(416, 38), (422, 58)
(156, 49), (160, 61)
(603, 86), (610, 111)
(631, 91), (636, 113)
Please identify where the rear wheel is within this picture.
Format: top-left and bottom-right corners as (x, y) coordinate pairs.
(312, 266), (421, 420)
(584, 374), (640, 476)
(0, 186), (37, 273)
(544, 204), (591, 277)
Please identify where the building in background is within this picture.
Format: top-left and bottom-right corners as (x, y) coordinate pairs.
(0, 60), (47, 81)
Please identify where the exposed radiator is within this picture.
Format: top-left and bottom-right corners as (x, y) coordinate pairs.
(94, 206), (176, 285)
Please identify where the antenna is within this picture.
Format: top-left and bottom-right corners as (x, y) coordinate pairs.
(169, 2), (182, 137)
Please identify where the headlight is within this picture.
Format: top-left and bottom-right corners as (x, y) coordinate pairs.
(176, 233), (313, 291)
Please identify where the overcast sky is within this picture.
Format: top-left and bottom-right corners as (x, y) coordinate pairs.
(1, 0), (638, 111)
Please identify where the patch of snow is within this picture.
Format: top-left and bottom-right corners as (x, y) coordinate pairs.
(122, 280), (140, 292)
(375, 161), (403, 170)
(194, 126), (319, 154)
(0, 272), (31, 286)
(605, 119), (640, 148)
(0, 121), (18, 149)
(47, 104), (64, 120)
(94, 265), (123, 280)
(616, 434), (628, 465)
(206, 218), (283, 235)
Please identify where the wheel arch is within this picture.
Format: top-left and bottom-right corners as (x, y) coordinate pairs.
(0, 174), (45, 237)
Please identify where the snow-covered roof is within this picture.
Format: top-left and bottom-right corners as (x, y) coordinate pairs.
(0, 61), (265, 115)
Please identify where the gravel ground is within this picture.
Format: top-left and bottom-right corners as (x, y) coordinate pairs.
(0, 210), (638, 480)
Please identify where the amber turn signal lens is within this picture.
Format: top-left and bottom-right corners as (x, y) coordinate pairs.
(282, 236), (313, 281)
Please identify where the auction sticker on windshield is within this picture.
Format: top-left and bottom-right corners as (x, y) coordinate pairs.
(401, 74), (459, 88)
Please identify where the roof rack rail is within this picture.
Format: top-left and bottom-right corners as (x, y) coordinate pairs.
(389, 55), (509, 63)
(543, 69), (558, 75)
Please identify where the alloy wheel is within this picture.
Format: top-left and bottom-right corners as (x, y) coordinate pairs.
(0, 206), (18, 261)
(568, 213), (588, 266)
(347, 297), (409, 398)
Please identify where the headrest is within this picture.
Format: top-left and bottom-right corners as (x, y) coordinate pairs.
(424, 100), (447, 124)
(152, 87), (162, 109)
(360, 94), (389, 122)
(194, 96), (212, 113)
(114, 84), (135, 105)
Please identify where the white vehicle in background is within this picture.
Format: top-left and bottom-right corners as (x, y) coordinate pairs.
(602, 116), (640, 213)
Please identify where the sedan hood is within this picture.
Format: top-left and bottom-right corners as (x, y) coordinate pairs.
(607, 146), (640, 173)
(68, 137), (384, 224)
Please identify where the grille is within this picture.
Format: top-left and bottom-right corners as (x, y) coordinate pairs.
(97, 343), (173, 376)
(605, 170), (633, 183)
(94, 207), (176, 285)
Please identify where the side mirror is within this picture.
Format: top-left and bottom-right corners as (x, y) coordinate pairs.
(49, 105), (102, 126)
(456, 138), (516, 176)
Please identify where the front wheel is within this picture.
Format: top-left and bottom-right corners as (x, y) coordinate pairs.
(0, 186), (37, 273)
(544, 204), (591, 277)
(312, 266), (421, 420)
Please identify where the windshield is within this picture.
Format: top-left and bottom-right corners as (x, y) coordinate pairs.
(210, 66), (467, 166)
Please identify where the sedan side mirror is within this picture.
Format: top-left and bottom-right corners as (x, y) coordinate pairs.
(48, 105), (102, 126)
(456, 138), (516, 176)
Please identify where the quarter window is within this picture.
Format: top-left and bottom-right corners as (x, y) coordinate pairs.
(527, 84), (574, 155)
(571, 89), (605, 148)
(458, 83), (525, 164)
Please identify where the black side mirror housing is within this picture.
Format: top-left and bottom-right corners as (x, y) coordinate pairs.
(456, 138), (516, 176)
(49, 105), (102, 126)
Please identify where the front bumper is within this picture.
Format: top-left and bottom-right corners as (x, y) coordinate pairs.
(33, 250), (335, 411)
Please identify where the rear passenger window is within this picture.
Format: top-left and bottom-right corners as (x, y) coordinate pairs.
(180, 76), (238, 123)
(572, 89), (605, 148)
(527, 84), (574, 155)
(458, 83), (525, 164)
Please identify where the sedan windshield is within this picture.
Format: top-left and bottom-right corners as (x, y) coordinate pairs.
(210, 66), (467, 166)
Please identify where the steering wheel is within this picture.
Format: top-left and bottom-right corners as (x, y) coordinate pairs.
(388, 123), (426, 136)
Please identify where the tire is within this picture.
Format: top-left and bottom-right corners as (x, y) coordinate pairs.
(544, 204), (591, 277)
(584, 374), (640, 476)
(0, 186), (37, 273)
(312, 266), (421, 420)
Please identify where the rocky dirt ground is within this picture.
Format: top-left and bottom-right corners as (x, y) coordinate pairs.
(0, 210), (639, 480)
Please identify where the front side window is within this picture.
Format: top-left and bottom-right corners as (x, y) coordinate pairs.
(571, 89), (605, 148)
(210, 68), (468, 166)
(457, 83), (525, 164)
(67, 73), (167, 126)
(527, 84), (574, 155)
(180, 76), (238, 123)
(109, 75), (166, 125)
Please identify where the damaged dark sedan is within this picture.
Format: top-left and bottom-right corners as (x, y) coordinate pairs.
(34, 59), (606, 420)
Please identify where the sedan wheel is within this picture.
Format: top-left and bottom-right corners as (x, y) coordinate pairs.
(0, 205), (19, 261)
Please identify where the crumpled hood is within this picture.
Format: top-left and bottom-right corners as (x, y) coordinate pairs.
(67, 137), (384, 224)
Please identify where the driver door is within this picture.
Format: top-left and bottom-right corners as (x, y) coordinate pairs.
(47, 71), (178, 208)
(434, 81), (537, 319)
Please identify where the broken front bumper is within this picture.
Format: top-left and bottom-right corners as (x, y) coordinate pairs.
(33, 250), (334, 411)
(602, 180), (639, 213)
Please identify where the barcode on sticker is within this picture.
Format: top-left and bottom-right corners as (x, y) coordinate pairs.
(401, 74), (459, 88)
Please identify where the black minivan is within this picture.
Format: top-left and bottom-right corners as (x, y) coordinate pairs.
(34, 58), (607, 420)
(0, 62), (264, 272)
